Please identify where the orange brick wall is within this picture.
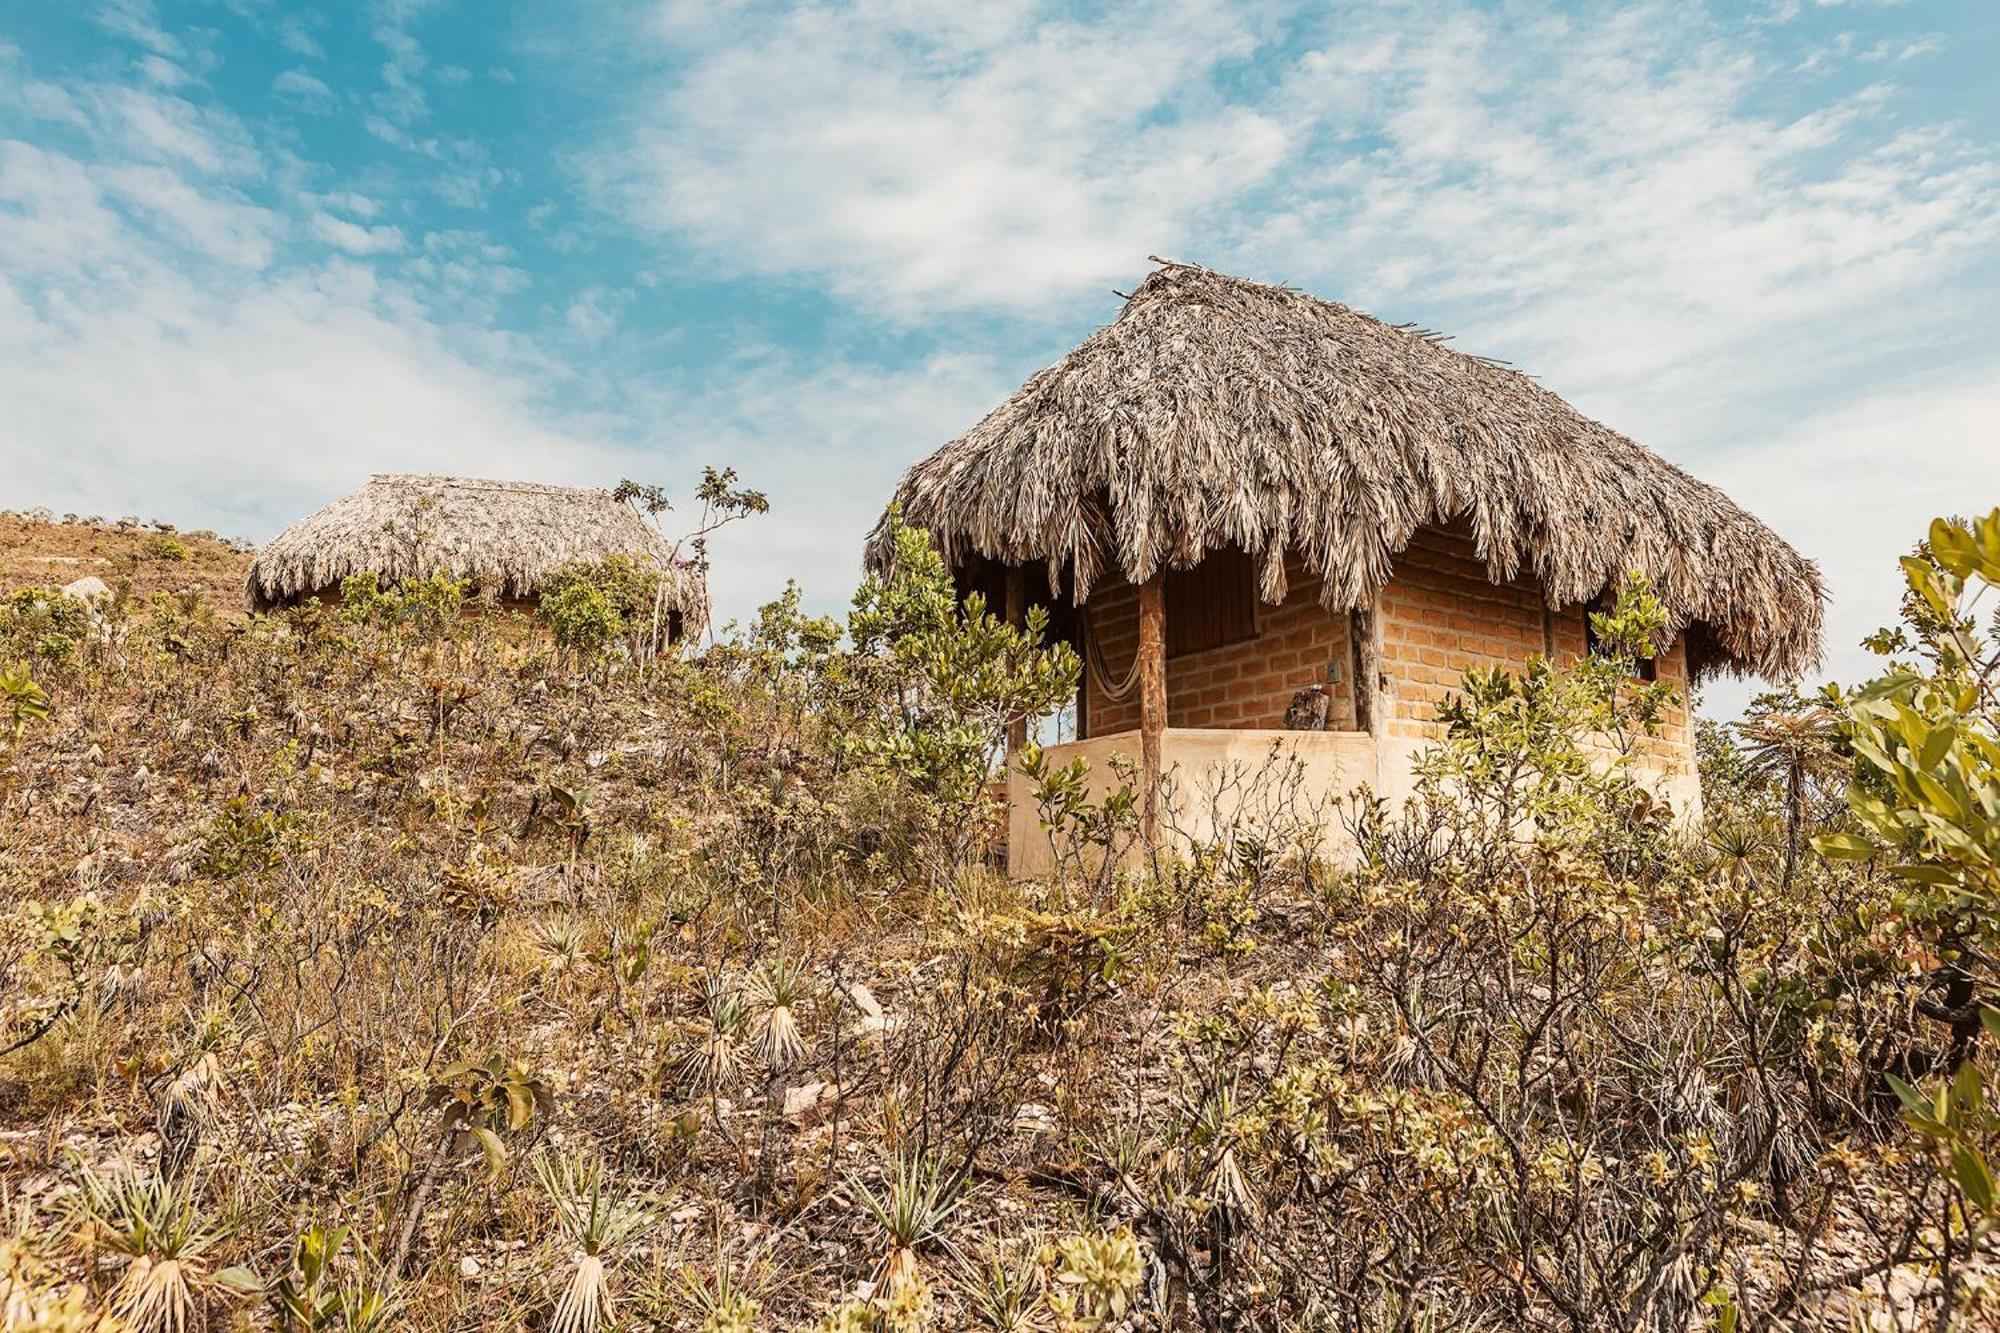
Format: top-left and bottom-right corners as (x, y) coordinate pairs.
(1080, 526), (1694, 769)
(1085, 551), (1354, 734)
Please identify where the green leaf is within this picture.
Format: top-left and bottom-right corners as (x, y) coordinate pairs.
(471, 1125), (509, 1179)
(1813, 832), (1878, 860)
(215, 1264), (264, 1294)
(1953, 1143), (1997, 1216)
(1954, 1061), (1987, 1117)
(1885, 1072), (1934, 1119)
(1919, 724), (1957, 771)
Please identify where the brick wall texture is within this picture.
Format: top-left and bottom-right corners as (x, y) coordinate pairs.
(1081, 523), (1694, 764)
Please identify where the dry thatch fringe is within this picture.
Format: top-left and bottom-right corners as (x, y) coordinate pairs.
(245, 475), (710, 637)
(868, 260), (1824, 681)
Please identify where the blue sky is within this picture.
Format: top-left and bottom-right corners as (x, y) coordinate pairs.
(3, 0), (1997, 710)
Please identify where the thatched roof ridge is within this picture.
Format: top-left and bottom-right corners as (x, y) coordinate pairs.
(869, 260), (1822, 680)
(246, 474), (708, 634)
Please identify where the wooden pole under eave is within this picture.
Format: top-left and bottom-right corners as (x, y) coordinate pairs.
(1004, 566), (1028, 756)
(1137, 574), (1167, 845)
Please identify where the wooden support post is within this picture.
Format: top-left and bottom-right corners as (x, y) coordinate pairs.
(1351, 600), (1382, 737)
(1004, 566), (1028, 756)
(1137, 574), (1167, 844)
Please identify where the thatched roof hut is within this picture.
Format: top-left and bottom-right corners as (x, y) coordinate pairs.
(247, 474), (709, 635)
(870, 260), (1822, 682)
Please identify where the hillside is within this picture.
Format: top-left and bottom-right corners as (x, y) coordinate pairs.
(1, 509), (1997, 1331)
(0, 511), (251, 607)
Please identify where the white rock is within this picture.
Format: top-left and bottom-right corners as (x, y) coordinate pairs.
(784, 1080), (836, 1119)
(61, 576), (112, 602)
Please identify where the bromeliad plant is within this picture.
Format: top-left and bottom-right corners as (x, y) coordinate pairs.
(683, 976), (748, 1092)
(532, 1151), (655, 1333)
(72, 1168), (256, 1333)
(851, 1153), (962, 1300)
(748, 956), (811, 1074)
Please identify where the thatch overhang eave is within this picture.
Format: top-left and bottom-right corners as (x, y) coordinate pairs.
(866, 260), (1824, 683)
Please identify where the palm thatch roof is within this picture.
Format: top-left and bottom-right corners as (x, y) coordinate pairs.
(869, 260), (1822, 680)
(246, 474), (708, 634)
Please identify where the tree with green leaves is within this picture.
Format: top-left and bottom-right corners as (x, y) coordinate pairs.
(1818, 511), (2000, 981)
(1815, 510), (2000, 1277)
(848, 512), (1080, 878)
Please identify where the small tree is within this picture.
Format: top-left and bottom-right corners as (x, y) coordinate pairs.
(613, 468), (768, 667)
(1819, 510), (2000, 1047)
(848, 513), (1080, 878)
(1736, 686), (1845, 889)
(1402, 573), (1680, 882)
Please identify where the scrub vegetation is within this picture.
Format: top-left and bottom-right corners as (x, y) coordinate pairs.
(2, 504), (1999, 1331)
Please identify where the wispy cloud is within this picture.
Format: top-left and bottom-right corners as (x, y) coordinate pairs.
(1700, 360), (2000, 711)
(310, 210), (406, 255)
(0, 27), (612, 542)
(608, 0), (1290, 316)
(5, 0), (1992, 689)
(1238, 5), (2000, 442)
(273, 68), (336, 113)
(102, 163), (277, 267)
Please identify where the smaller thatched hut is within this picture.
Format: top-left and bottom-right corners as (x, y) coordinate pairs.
(246, 474), (708, 639)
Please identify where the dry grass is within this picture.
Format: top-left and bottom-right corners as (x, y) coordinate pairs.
(0, 524), (1986, 1331)
(0, 513), (250, 608)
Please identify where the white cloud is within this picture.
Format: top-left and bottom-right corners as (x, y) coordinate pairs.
(0, 40), (609, 551)
(94, 0), (183, 60)
(1698, 360), (2000, 713)
(100, 164), (277, 267)
(1238, 5), (2000, 446)
(307, 190), (381, 219)
(0, 144), (617, 544)
(310, 211), (407, 255)
(610, 0), (1290, 316)
(136, 54), (189, 88)
(88, 82), (261, 175)
(0, 142), (134, 276)
(275, 14), (326, 60)
(563, 287), (627, 345)
(273, 68), (336, 113)
(1, 269), (625, 543)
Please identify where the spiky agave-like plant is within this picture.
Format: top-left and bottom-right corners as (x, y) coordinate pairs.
(534, 1151), (653, 1333)
(956, 1229), (1050, 1332)
(747, 957), (811, 1073)
(851, 1154), (961, 1299)
(681, 976), (746, 1092)
(73, 1169), (251, 1333)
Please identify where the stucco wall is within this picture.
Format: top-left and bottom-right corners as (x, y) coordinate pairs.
(1007, 728), (1381, 878)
